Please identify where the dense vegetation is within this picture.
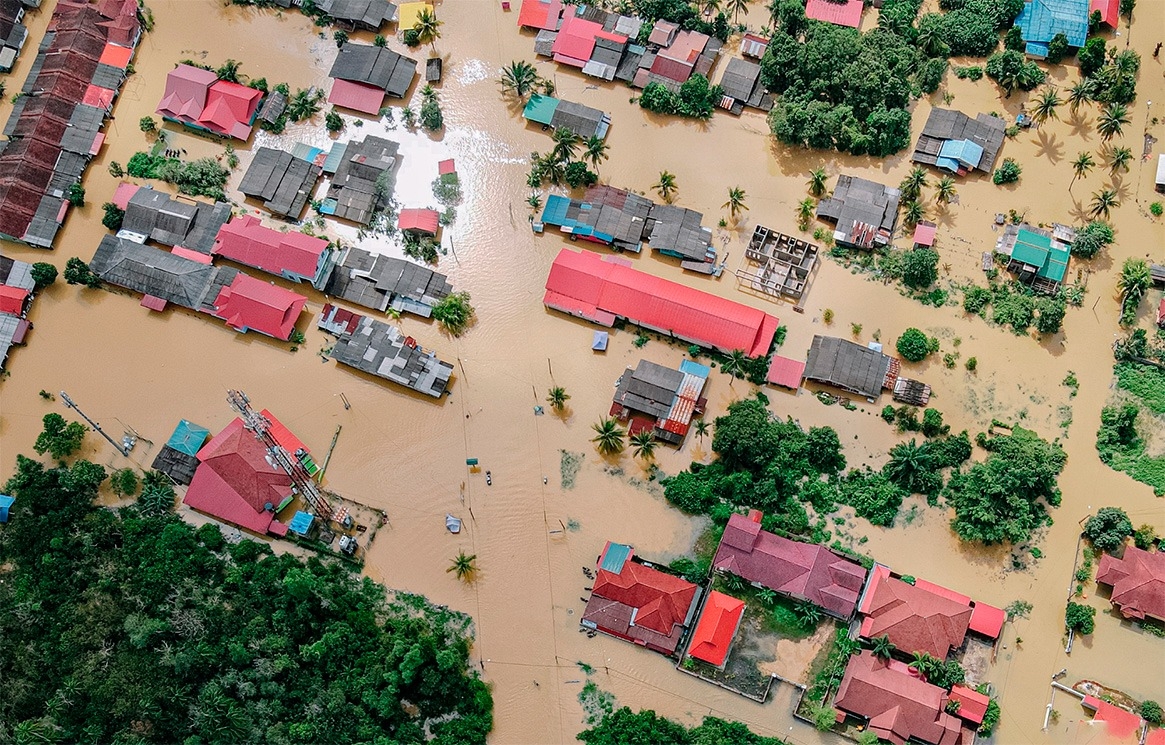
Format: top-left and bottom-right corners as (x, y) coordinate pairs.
(626, 0), (730, 42)
(126, 152), (232, 201)
(578, 706), (786, 745)
(639, 74), (722, 120)
(961, 282), (1070, 336)
(1083, 507), (1132, 552)
(0, 452), (492, 744)
(1096, 356), (1165, 495)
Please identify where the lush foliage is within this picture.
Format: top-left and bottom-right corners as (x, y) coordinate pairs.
(30, 262), (58, 289)
(0, 454), (493, 743)
(1070, 220), (1114, 258)
(64, 257), (100, 288)
(1084, 506), (1133, 552)
(836, 469), (905, 527)
(324, 109), (343, 132)
(902, 248), (939, 289)
(420, 85), (444, 131)
(1065, 601), (1096, 634)
(102, 201), (125, 231)
(945, 427), (1066, 543)
(126, 152), (232, 201)
(622, 0), (730, 42)
(578, 706), (786, 745)
(432, 291), (475, 336)
(1097, 364), (1165, 495)
(33, 413), (87, 459)
(639, 74), (722, 120)
(896, 328), (934, 362)
(986, 50), (1045, 96)
(1141, 701), (1163, 726)
(66, 182), (85, 208)
(992, 157), (1022, 185)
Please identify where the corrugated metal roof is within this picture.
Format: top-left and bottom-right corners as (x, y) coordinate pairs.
(803, 335), (890, 399)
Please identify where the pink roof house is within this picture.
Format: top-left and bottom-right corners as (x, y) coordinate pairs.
(157, 64), (262, 140)
(210, 273), (307, 340)
(398, 207), (440, 236)
(212, 215), (333, 288)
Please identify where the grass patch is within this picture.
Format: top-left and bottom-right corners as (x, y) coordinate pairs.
(1115, 363), (1165, 414)
(578, 681), (614, 726)
(560, 450), (583, 489)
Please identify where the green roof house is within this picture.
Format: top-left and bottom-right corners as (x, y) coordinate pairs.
(995, 222), (1073, 294)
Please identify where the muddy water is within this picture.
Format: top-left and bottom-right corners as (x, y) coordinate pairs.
(2, 0), (1164, 742)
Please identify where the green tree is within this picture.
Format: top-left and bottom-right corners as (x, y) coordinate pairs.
(1045, 32), (1071, 64)
(1067, 79), (1095, 113)
(420, 93), (444, 131)
(324, 109), (343, 132)
(722, 349), (748, 380)
(109, 467), (139, 498)
(1065, 601), (1096, 634)
(934, 176), (956, 207)
(1078, 37), (1107, 76)
(1035, 296), (1066, 334)
(30, 262), (57, 289)
(136, 481), (175, 515)
(63, 257), (99, 288)
(432, 292), (475, 336)
(1097, 104), (1129, 140)
(1069, 220), (1113, 258)
(447, 550), (477, 582)
(871, 635), (895, 659)
(583, 136), (609, 171)
(654, 170), (677, 203)
(993, 157), (1022, 185)
(1070, 151), (1095, 191)
(1106, 145), (1133, 176)
(723, 187), (748, 220)
(547, 386), (570, 411)
(1141, 701), (1163, 726)
(1084, 507), (1132, 552)
(413, 7), (442, 49)
(902, 200), (925, 227)
(883, 440), (934, 494)
(550, 127), (580, 162)
(693, 418), (709, 440)
(101, 201), (125, 230)
(33, 413), (87, 459)
(808, 167), (828, 197)
(1090, 187), (1120, 219)
(564, 161), (598, 189)
(374, 34), (387, 47)
(1031, 86), (1063, 126)
(724, 0), (748, 23)
(797, 197), (815, 229)
(1134, 524), (1158, 550)
(900, 166), (928, 202)
(591, 418), (626, 455)
(896, 328), (933, 362)
(66, 182), (85, 207)
(902, 248), (939, 289)
(631, 431), (658, 461)
(215, 58), (242, 81)
(138, 115), (156, 133)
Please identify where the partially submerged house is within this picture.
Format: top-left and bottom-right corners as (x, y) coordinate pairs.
(713, 512), (868, 619)
(804, 0), (864, 28)
(521, 93), (611, 140)
(324, 307), (454, 397)
(641, 24), (719, 91)
(117, 184), (231, 252)
(324, 247), (451, 316)
(543, 248), (779, 357)
(321, 135), (399, 225)
(88, 234), (234, 314)
(398, 207), (440, 237)
(1015, 0), (1090, 58)
(208, 272), (307, 341)
(211, 214), (335, 289)
(316, 0), (397, 31)
(1096, 546), (1165, 623)
(610, 359), (709, 445)
(516, 0), (562, 30)
(995, 222), (1073, 294)
(912, 108), (1006, 176)
(581, 541), (700, 657)
(834, 652), (974, 745)
(150, 419), (210, 485)
(804, 335), (896, 400)
(715, 57), (771, 115)
(156, 63), (263, 140)
(647, 204), (715, 265)
(816, 175), (900, 250)
(0, 252), (34, 370)
(238, 147), (322, 219)
(738, 225), (818, 302)
(328, 43), (417, 114)
(685, 591), (745, 669)
(0, 0), (27, 73)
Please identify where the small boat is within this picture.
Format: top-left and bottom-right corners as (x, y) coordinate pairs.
(445, 514), (462, 534)
(485, 471), (492, 486)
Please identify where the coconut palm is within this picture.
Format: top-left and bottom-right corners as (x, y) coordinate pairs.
(882, 439), (933, 494)
(1118, 258), (1151, 307)
(915, 21), (949, 58)
(1097, 104), (1129, 141)
(550, 127), (581, 162)
(723, 187), (748, 220)
(630, 431), (657, 461)
(547, 386), (570, 411)
(902, 200), (925, 227)
(899, 166), (927, 202)
(757, 588), (777, 606)
(447, 550), (477, 582)
(499, 60), (540, 99)
(693, 418), (709, 440)
(1070, 151), (1095, 191)
(871, 635), (896, 659)
(935, 176), (957, 207)
(797, 197), (815, 226)
(808, 167), (828, 197)
(1089, 187), (1120, 219)
(591, 417), (626, 455)
(701, 0), (722, 16)
(583, 136), (609, 171)
(1031, 86), (1063, 127)
(722, 349), (748, 380)
(541, 154), (567, 186)
(724, 0), (748, 23)
(413, 7), (443, 50)
(526, 193), (542, 211)
(1106, 145), (1133, 176)
(1067, 79), (1094, 114)
(654, 170), (677, 203)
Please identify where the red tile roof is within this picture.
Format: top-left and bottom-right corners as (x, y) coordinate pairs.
(1083, 697), (1145, 741)
(399, 208), (440, 235)
(157, 66), (260, 140)
(713, 513), (867, 618)
(517, 0), (561, 29)
(327, 78), (386, 115)
(157, 64), (216, 119)
(1090, 0), (1119, 26)
(111, 182), (141, 210)
(0, 286), (30, 316)
(835, 652), (967, 745)
(858, 567), (972, 659)
(438, 158), (456, 175)
(551, 7), (617, 67)
(766, 354), (806, 388)
(182, 416), (290, 535)
(210, 273), (307, 340)
(212, 215), (328, 280)
(805, 0), (864, 28)
(687, 591), (744, 667)
(544, 248), (778, 357)
(968, 602), (1004, 639)
(913, 221), (937, 247)
(262, 408), (310, 456)
(98, 42), (134, 68)
(948, 685), (989, 725)
(171, 247), (212, 264)
(1097, 546), (1165, 622)
(583, 551), (697, 655)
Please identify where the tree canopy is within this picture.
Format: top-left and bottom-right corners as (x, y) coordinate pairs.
(579, 707), (786, 745)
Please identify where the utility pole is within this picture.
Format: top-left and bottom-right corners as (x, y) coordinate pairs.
(60, 391), (130, 456)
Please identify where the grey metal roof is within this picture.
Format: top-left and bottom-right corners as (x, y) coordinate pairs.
(803, 335), (890, 399)
(89, 62), (124, 90)
(122, 187), (200, 246)
(0, 253), (34, 291)
(59, 104), (105, 155)
(2, 94), (26, 136)
(647, 204), (714, 262)
(0, 313), (27, 370)
(718, 57), (760, 103)
(324, 136), (398, 225)
(816, 175), (899, 247)
(549, 99), (608, 139)
(590, 37), (625, 69)
(150, 445), (199, 485)
(88, 235), (224, 310)
(183, 201), (233, 254)
(23, 194), (64, 248)
(615, 360), (683, 419)
(257, 90), (286, 124)
(534, 29), (557, 57)
(326, 247), (450, 314)
(329, 315), (453, 397)
(238, 147), (321, 218)
(912, 108), (1006, 172)
(318, 0), (396, 29)
(329, 43), (417, 98)
(614, 44), (644, 82)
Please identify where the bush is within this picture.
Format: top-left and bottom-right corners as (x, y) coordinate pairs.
(921, 408), (949, 437)
(1070, 221), (1114, 258)
(101, 202), (125, 231)
(902, 248), (939, 290)
(965, 356), (977, 371)
(881, 405), (896, 423)
(1065, 602), (1096, 634)
(420, 96), (443, 131)
(138, 115), (156, 133)
(963, 286), (992, 314)
(1134, 524), (1158, 550)
(64, 257), (100, 288)
(432, 292), (475, 336)
(897, 328), (933, 362)
(1035, 296), (1066, 334)
(1142, 701), (1163, 726)
(33, 412), (87, 459)
(30, 262), (57, 289)
(1045, 32), (1071, 64)
(955, 65), (984, 80)
(1084, 507), (1132, 552)
(992, 158), (1022, 185)
(1151, 202), (1163, 217)
(66, 182), (85, 207)
(837, 469), (905, 527)
(564, 161), (598, 189)
(324, 110), (343, 132)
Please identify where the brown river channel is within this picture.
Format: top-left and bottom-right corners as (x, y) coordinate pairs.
(1, 0), (1164, 742)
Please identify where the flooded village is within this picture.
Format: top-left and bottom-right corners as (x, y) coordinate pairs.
(0, 0), (1164, 742)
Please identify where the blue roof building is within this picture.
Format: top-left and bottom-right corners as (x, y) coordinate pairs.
(0, 494), (13, 523)
(166, 420), (211, 457)
(1016, 0), (1090, 58)
(936, 139), (985, 174)
(288, 511), (316, 536)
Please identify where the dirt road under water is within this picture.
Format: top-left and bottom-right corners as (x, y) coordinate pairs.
(1, 0), (1164, 742)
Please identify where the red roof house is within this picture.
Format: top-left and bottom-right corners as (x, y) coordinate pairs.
(834, 651), (970, 745)
(713, 512), (868, 618)
(765, 354), (806, 389)
(1082, 696), (1145, 741)
(948, 684), (990, 726)
(544, 248), (779, 357)
(438, 158), (456, 176)
(182, 416), (294, 535)
(858, 567), (973, 659)
(551, 7), (616, 68)
(210, 273), (307, 340)
(1157, 298), (1165, 329)
(157, 64), (262, 140)
(686, 591), (745, 668)
(517, 0), (562, 30)
(582, 542), (698, 655)
(805, 0), (864, 28)
(0, 286), (30, 316)
(398, 208), (441, 236)
(327, 78), (386, 116)
(212, 215), (331, 285)
(1097, 546), (1165, 622)
(913, 220), (937, 248)
(1090, 0), (1119, 27)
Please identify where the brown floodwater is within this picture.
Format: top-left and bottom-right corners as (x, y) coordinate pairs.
(1, 0), (1164, 742)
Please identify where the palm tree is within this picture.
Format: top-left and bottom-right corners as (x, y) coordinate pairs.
(447, 550), (477, 582)
(1089, 187), (1120, 219)
(630, 431), (657, 461)
(899, 166), (927, 202)
(1097, 104), (1129, 141)
(915, 22), (949, 58)
(499, 60), (540, 99)
(583, 136), (609, 171)
(808, 168), (828, 197)
(908, 651), (930, 672)
(935, 176), (957, 207)
(591, 417), (626, 455)
(902, 200), (925, 227)
(723, 187), (748, 220)
(724, 0), (748, 23)
(654, 170), (677, 203)
(526, 193), (542, 211)
(1118, 258), (1151, 307)
(1107, 145), (1133, 176)
(871, 635), (896, 659)
(701, 0), (722, 17)
(413, 7), (443, 50)
(1067, 79), (1094, 114)
(1031, 86), (1063, 127)
(722, 349), (748, 380)
(550, 127), (581, 162)
(757, 588), (777, 606)
(882, 439), (933, 494)
(541, 155), (567, 186)
(797, 197), (815, 227)
(1070, 151), (1095, 191)
(693, 418), (709, 440)
(547, 386), (570, 411)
